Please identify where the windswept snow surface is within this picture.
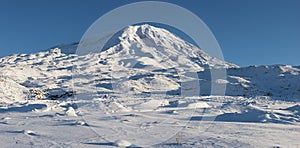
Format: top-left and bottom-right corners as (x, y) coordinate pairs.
(0, 24), (299, 147)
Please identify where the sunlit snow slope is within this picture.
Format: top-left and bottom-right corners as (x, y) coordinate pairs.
(0, 24), (299, 103)
(0, 24), (300, 147)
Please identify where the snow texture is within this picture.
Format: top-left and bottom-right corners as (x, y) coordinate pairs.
(0, 24), (299, 147)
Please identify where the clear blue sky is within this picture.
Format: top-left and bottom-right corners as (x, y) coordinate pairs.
(0, 0), (299, 66)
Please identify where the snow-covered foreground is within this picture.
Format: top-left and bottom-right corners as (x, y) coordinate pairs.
(0, 96), (299, 147)
(0, 24), (299, 147)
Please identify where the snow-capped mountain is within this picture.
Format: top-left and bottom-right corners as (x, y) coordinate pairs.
(53, 24), (237, 69)
(98, 24), (237, 69)
(0, 24), (300, 147)
(0, 24), (299, 103)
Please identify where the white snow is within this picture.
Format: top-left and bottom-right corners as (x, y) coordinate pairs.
(66, 107), (77, 117)
(0, 24), (299, 147)
(0, 76), (29, 104)
(114, 140), (132, 147)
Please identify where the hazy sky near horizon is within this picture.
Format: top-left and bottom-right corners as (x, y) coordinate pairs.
(0, 0), (299, 66)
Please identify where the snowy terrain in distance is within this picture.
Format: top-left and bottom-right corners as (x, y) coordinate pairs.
(0, 24), (299, 147)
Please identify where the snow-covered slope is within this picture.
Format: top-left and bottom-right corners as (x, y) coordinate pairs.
(227, 65), (300, 100)
(0, 24), (299, 147)
(98, 24), (237, 69)
(197, 65), (300, 100)
(0, 24), (299, 102)
(53, 24), (237, 69)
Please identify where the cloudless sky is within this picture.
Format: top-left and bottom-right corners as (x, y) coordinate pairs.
(0, 0), (299, 66)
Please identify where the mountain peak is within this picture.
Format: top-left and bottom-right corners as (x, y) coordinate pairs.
(51, 24), (237, 69)
(121, 24), (176, 39)
(100, 24), (187, 52)
(116, 24), (192, 48)
(100, 24), (237, 69)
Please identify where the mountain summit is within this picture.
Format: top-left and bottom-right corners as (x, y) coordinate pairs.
(100, 24), (238, 69)
(56, 24), (237, 69)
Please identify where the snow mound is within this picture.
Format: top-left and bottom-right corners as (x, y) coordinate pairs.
(0, 77), (29, 104)
(109, 101), (132, 113)
(284, 104), (300, 115)
(114, 140), (132, 147)
(134, 99), (170, 111)
(186, 102), (210, 109)
(66, 107), (77, 116)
